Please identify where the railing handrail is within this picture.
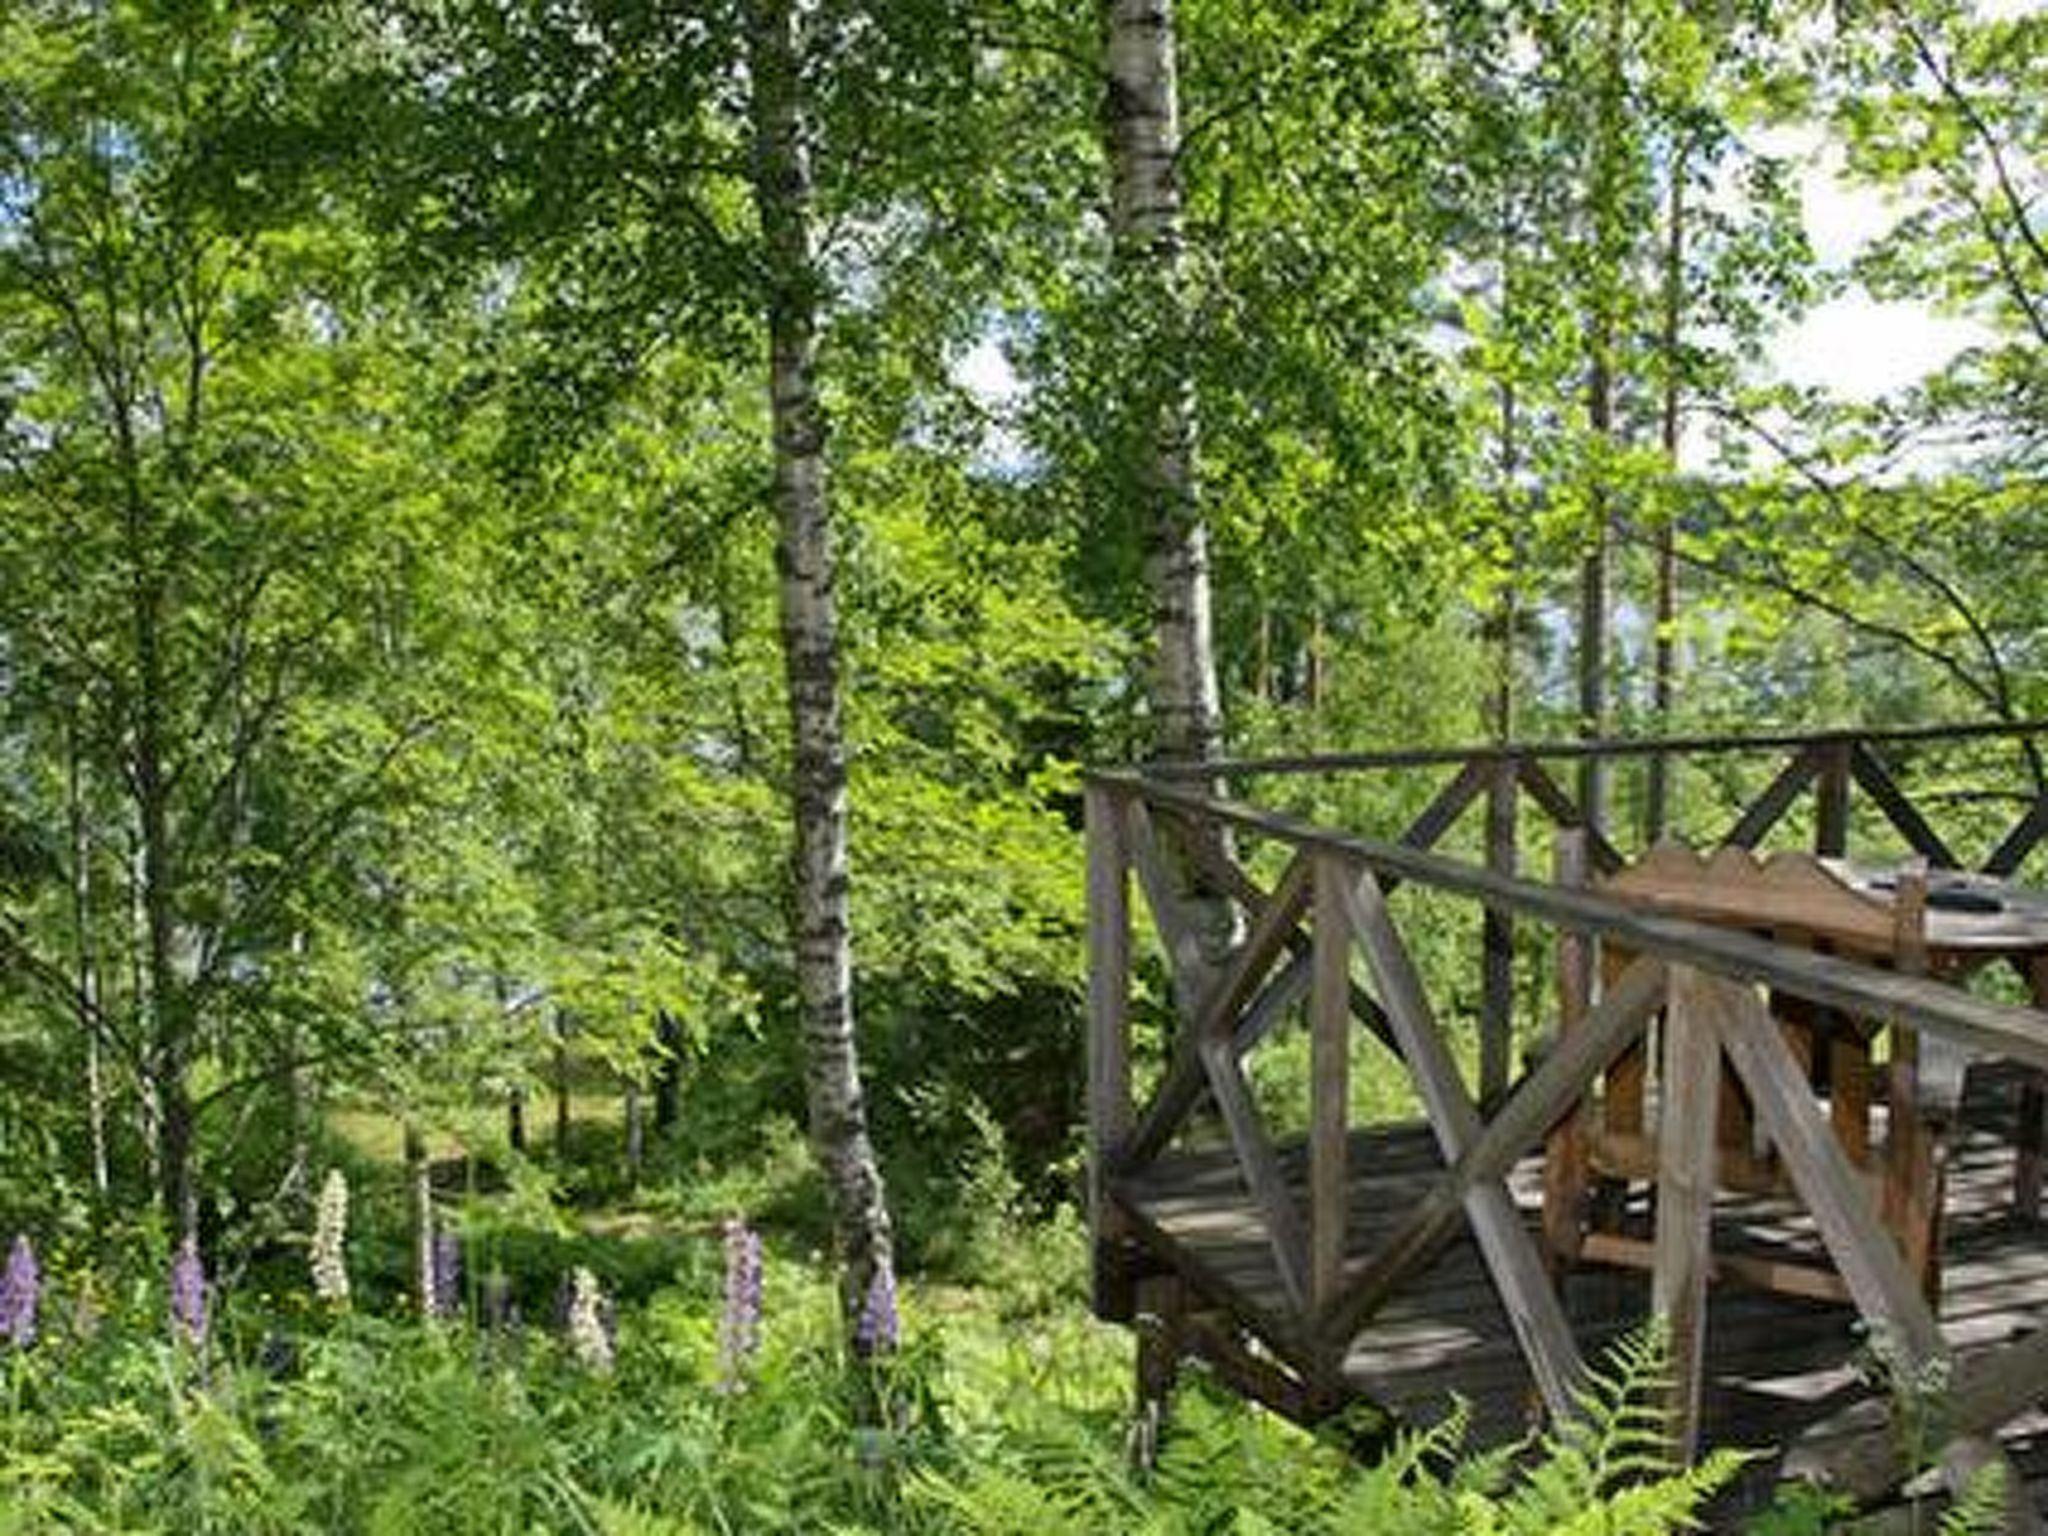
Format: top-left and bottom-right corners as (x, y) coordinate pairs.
(1093, 769), (2048, 1070)
(1127, 718), (2048, 781)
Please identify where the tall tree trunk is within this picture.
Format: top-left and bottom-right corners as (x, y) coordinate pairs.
(623, 1081), (643, 1181)
(128, 823), (161, 1196)
(747, 0), (894, 1328)
(157, 1059), (196, 1237)
(1104, 0), (1224, 774)
(1490, 187), (1521, 745)
(1306, 609), (1326, 719)
(67, 726), (110, 1198)
(284, 934), (310, 1216)
(1578, 360), (1612, 837)
(1577, 9), (1626, 844)
(552, 1008), (572, 1155)
(1254, 603), (1271, 706)
(404, 1120), (433, 1314)
(653, 1008), (683, 1135)
(1104, 0), (1239, 993)
(121, 429), (194, 1231)
(1492, 381), (1519, 744)
(1648, 143), (1688, 840)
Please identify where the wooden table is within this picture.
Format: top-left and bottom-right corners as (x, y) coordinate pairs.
(1544, 844), (2048, 1303)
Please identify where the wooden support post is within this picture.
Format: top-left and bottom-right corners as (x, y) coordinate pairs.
(1343, 870), (1585, 1423)
(1119, 852), (1313, 1172)
(1654, 966), (1720, 1463)
(2017, 956), (2047, 1222)
(1087, 784), (1137, 1322)
(1829, 1023), (1872, 1168)
(1481, 758), (1518, 1110)
(1711, 976), (1946, 1364)
(1310, 854), (1351, 1324)
(1544, 828), (1592, 1267)
(1883, 863), (1945, 1300)
(1815, 739), (1852, 858)
(1202, 1038), (1312, 1313)
(1130, 1273), (1184, 1470)
(1124, 798), (1207, 1025)
(1331, 955), (1665, 1347)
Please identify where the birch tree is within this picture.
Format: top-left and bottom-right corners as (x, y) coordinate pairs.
(746, 0), (893, 1320)
(1102, 0), (1224, 776)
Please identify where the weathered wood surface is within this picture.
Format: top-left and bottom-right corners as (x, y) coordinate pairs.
(1654, 967), (1722, 1463)
(1602, 843), (1899, 951)
(1342, 870), (1585, 1421)
(1113, 1064), (2048, 1521)
(1085, 786), (1134, 1321)
(1137, 718), (2048, 781)
(1092, 771), (2048, 1072)
(1309, 855), (1351, 1322)
(1086, 725), (2048, 1525)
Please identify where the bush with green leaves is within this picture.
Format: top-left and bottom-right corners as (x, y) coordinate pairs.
(0, 1240), (1755, 1535)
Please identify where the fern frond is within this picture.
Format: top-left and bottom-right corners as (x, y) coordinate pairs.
(1939, 1459), (2010, 1536)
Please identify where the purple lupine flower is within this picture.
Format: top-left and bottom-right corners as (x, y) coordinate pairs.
(852, 1258), (898, 1359)
(0, 1234), (39, 1349)
(716, 1217), (763, 1391)
(169, 1235), (209, 1347)
(429, 1229), (462, 1321)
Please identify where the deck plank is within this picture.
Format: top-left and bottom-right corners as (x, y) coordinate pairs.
(1113, 1062), (2048, 1521)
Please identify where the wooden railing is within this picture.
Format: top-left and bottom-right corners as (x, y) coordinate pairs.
(1085, 722), (2048, 1495)
(1138, 722), (2048, 1107)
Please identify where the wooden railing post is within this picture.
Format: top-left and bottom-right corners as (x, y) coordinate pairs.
(1087, 782), (1136, 1322)
(1481, 757), (1518, 1109)
(1310, 853), (1352, 1325)
(1653, 965), (1718, 1463)
(1543, 828), (1592, 1267)
(1815, 739), (1852, 858)
(2018, 955), (2047, 1220)
(1343, 870), (1585, 1422)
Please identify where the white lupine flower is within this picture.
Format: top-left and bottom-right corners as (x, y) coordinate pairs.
(566, 1266), (612, 1374)
(310, 1169), (351, 1307)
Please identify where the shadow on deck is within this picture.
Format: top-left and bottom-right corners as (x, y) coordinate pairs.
(1115, 1065), (2048, 1523)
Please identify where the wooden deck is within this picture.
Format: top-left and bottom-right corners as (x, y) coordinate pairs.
(1087, 728), (2048, 1527)
(1115, 1063), (2048, 1522)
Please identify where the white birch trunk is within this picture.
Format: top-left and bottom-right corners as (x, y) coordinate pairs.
(747, 0), (894, 1323)
(405, 1120), (433, 1314)
(1103, 0), (1223, 770)
(1103, 0), (1238, 989)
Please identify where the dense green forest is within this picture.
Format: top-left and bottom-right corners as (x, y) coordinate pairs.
(0, 0), (2042, 1529)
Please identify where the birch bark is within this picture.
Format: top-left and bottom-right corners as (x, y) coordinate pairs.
(1103, 0), (1223, 772)
(1102, 0), (1239, 999)
(747, 0), (895, 1325)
